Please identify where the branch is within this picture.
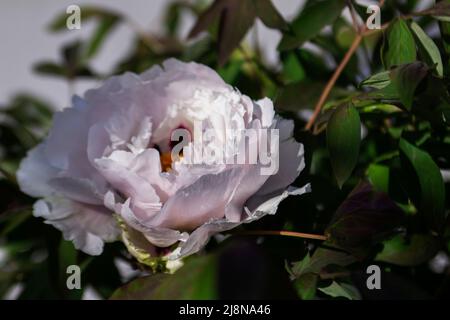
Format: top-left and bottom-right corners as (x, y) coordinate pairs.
(304, 0), (386, 131)
(230, 230), (328, 241)
(305, 33), (364, 131)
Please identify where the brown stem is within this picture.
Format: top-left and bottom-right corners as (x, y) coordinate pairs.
(231, 230), (328, 241)
(305, 33), (364, 131)
(319, 271), (351, 280)
(347, 0), (362, 34)
(304, 0), (386, 131)
(0, 166), (17, 185)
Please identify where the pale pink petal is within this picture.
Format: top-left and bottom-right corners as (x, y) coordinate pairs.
(170, 185), (310, 259)
(16, 143), (59, 198)
(149, 168), (245, 230)
(34, 197), (119, 255)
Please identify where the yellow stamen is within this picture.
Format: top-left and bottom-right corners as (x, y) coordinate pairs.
(160, 152), (173, 172)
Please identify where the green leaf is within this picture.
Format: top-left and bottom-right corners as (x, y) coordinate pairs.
(48, 7), (121, 63)
(33, 62), (67, 77)
(35, 41), (98, 80)
(253, 0), (288, 31)
(59, 240), (77, 271)
(327, 104), (361, 188)
(360, 71), (391, 89)
(281, 52), (306, 83)
(289, 246), (356, 279)
(218, 59), (244, 84)
(278, 0), (346, 50)
(382, 18), (416, 69)
(83, 15), (119, 59)
(0, 208), (32, 237)
(399, 138), (446, 232)
(367, 164), (390, 193)
(275, 80), (351, 112)
(359, 103), (402, 114)
(318, 281), (361, 300)
(164, 1), (197, 36)
(188, 0), (256, 66)
(333, 18), (356, 49)
(294, 273), (318, 300)
(365, 82), (400, 101)
(376, 234), (440, 266)
(390, 62), (428, 110)
(410, 21), (443, 77)
(439, 19), (450, 65)
(110, 254), (218, 299)
(275, 82), (323, 111)
(326, 182), (404, 255)
(418, 1), (450, 20)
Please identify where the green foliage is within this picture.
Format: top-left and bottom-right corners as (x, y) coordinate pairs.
(326, 104), (361, 188)
(278, 0), (346, 50)
(382, 18), (417, 68)
(2, 0), (450, 300)
(376, 233), (440, 266)
(188, 0), (286, 65)
(111, 254), (218, 299)
(360, 71), (391, 90)
(410, 21), (444, 77)
(399, 138), (446, 232)
(318, 281), (361, 300)
(325, 182), (404, 256)
(390, 62), (429, 110)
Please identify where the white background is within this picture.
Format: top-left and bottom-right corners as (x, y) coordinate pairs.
(0, 0), (305, 109)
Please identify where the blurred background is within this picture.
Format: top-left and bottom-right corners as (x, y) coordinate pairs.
(0, 0), (304, 110)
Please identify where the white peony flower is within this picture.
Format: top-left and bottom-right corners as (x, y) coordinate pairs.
(17, 58), (308, 264)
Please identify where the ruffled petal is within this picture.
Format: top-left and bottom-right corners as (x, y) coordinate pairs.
(34, 197), (120, 255)
(251, 118), (305, 198)
(104, 192), (188, 248)
(150, 168), (245, 230)
(16, 143), (59, 198)
(169, 185), (310, 259)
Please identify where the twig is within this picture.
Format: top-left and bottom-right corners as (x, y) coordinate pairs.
(319, 271), (351, 280)
(0, 166), (17, 185)
(305, 0), (386, 131)
(230, 229), (328, 241)
(347, 0), (362, 34)
(124, 16), (182, 54)
(305, 33), (364, 131)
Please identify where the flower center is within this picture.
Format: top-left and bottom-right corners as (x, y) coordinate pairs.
(159, 125), (190, 172)
(160, 152), (173, 172)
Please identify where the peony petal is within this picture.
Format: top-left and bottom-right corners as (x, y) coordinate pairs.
(34, 197), (120, 255)
(16, 143), (59, 198)
(251, 118), (305, 199)
(105, 192), (187, 247)
(94, 151), (161, 211)
(170, 185), (310, 259)
(223, 121), (271, 222)
(150, 168), (245, 230)
(224, 164), (269, 222)
(162, 58), (226, 87)
(44, 97), (89, 172)
(254, 97), (275, 127)
(48, 177), (104, 205)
